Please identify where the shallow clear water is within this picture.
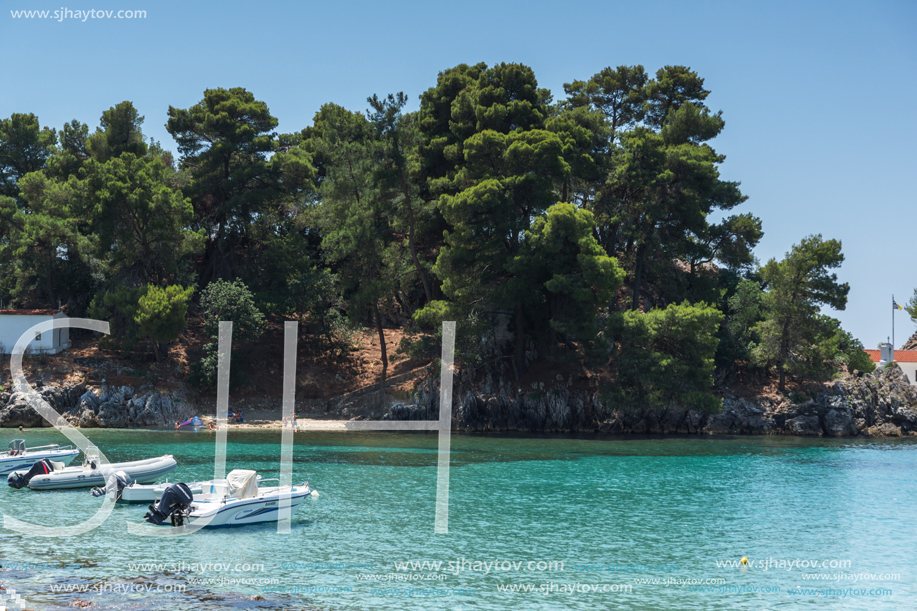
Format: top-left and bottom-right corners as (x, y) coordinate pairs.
(1, 429), (915, 610)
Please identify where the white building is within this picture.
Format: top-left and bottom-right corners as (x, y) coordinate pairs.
(0, 309), (71, 355)
(865, 343), (917, 386)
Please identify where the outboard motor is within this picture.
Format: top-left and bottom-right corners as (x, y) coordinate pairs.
(91, 470), (132, 500)
(8, 459), (55, 489)
(144, 483), (193, 526)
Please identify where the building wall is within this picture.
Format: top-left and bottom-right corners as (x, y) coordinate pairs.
(896, 362), (917, 386)
(0, 313), (69, 354)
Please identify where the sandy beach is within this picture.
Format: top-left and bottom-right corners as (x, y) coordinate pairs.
(193, 411), (353, 431)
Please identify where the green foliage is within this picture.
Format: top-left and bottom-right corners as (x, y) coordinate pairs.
(564, 65), (648, 136)
(46, 119), (90, 180)
(410, 305), (490, 369)
(805, 316), (875, 377)
(79, 152), (200, 283)
(1, 174), (90, 305)
(0, 113), (57, 200)
(832, 325), (875, 374)
(644, 65), (711, 129)
(199, 279), (265, 343)
(0, 66), (822, 407)
(135, 285), (194, 359)
(564, 65), (754, 312)
(193, 279), (266, 390)
(510, 203), (624, 361)
(305, 102), (401, 371)
(167, 88), (311, 282)
(87, 286), (145, 351)
(320, 309), (362, 357)
(416, 63), (570, 372)
(906, 289), (917, 325)
(607, 301), (724, 412)
(85, 102), (148, 162)
(87, 283), (192, 360)
(752, 235), (850, 390)
(367, 92), (437, 303)
(716, 277), (765, 371)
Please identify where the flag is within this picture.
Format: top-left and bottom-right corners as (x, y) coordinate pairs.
(894, 300), (903, 310)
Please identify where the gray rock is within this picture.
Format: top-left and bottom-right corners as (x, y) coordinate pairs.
(824, 409), (855, 436)
(78, 408), (100, 428)
(786, 415), (823, 436)
(867, 423), (901, 437)
(0, 393), (46, 427)
(704, 398), (775, 434)
(78, 390), (100, 409)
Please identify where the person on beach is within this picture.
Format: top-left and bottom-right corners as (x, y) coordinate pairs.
(208, 421), (216, 431)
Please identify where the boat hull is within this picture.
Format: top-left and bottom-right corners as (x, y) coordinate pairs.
(12, 455), (177, 490)
(183, 486), (311, 528)
(0, 449), (80, 475)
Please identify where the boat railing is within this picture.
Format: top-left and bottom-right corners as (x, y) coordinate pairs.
(2, 443), (76, 455)
(26, 444), (75, 453)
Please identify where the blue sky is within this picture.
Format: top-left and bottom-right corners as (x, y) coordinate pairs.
(2, 0), (915, 346)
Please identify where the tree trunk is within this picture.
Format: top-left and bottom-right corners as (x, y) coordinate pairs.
(374, 305), (388, 381)
(400, 174), (433, 303)
(514, 305), (527, 378)
(777, 320), (790, 393)
(631, 243), (647, 310)
(45, 269), (55, 307)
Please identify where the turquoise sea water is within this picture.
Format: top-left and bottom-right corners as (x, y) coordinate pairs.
(1, 429), (915, 610)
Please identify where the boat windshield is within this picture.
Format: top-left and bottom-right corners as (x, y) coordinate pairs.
(8, 440), (25, 453)
(84, 446), (101, 469)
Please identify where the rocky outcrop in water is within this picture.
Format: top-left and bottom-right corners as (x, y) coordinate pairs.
(382, 363), (917, 437)
(0, 382), (196, 428)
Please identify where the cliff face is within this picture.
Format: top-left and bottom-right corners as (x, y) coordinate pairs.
(0, 383), (196, 428)
(384, 363), (917, 437)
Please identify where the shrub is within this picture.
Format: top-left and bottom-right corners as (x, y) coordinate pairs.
(606, 301), (724, 412)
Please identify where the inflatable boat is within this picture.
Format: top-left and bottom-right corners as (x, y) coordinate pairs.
(8, 447), (177, 490)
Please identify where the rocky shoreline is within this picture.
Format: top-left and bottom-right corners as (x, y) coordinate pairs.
(3, 363), (916, 438)
(0, 383), (196, 428)
(382, 363), (917, 437)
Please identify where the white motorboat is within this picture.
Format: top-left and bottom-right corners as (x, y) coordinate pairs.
(8, 447), (177, 490)
(0, 439), (80, 475)
(144, 469), (314, 528)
